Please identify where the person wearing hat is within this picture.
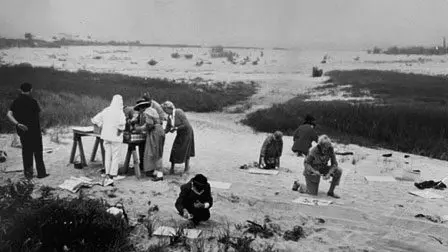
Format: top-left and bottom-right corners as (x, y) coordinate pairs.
(161, 101), (195, 174)
(7, 83), (49, 179)
(134, 99), (165, 180)
(292, 114), (318, 157)
(259, 131), (283, 169)
(175, 174), (213, 225)
(141, 92), (167, 121)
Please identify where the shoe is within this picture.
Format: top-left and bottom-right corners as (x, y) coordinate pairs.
(152, 176), (163, 182)
(327, 192), (340, 199)
(37, 173), (50, 179)
(103, 178), (114, 186)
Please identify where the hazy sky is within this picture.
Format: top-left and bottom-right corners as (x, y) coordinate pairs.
(1, 0), (448, 49)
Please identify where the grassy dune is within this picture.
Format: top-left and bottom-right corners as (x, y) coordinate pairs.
(0, 65), (257, 133)
(243, 70), (448, 160)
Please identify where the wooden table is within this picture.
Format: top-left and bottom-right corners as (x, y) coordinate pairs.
(69, 127), (144, 174)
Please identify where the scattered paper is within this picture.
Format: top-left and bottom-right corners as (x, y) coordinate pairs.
(209, 181), (232, 190)
(364, 176), (397, 182)
(153, 226), (202, 239)
(59, 176), (101, 193)
(247, 168), (279, 175)
(409, 190), (444, 199)
(292, 197), (333, 206)
(72, 126), (94, 133)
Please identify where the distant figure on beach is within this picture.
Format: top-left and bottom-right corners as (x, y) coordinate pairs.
(292, 114), (318, 156)
(175, 174), (213, 225)
(259, 131), (283, 169)
(7, 83), (49, 180)
(301, 135), (342, 198)
(162, 101), (195, 174)
(134, 99), (165, 181)
(92, 95), (126, 186)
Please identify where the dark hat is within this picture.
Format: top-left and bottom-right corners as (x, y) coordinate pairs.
(133, 99), (151, 110)
(20, 82), (32, 92)
(304, 114), (316, 125)
(192, 174), (208, 188)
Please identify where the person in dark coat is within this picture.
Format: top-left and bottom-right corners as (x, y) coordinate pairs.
(162, 101), (195, 174)
(6, 83), (49, 179)
(259, 131), (283, 169)
(292, 114), (318, 156)
(175, 174), (213, 225)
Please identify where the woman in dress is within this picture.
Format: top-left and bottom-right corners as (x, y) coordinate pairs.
(134, 100), (165, 181)
(162, 101), (195, 174)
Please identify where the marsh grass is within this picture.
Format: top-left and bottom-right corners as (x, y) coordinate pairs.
(0, 65), (257, 133)
(243, 70), (448, 160)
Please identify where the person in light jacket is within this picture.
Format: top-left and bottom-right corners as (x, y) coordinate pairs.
(92, 95), (126, 186)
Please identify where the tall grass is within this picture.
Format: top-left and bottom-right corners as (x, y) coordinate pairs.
(0, 65), (257, 132)
(243, 70), (448, 160)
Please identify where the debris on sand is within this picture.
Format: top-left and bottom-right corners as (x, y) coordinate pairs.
(0, 150), (7, 163)
(283, 225), (306, 241)
(184, 54), (193, 59)
(148, 59), (158, 66)
(93, 55), (102, 60)
(312, 66), (323, 77)
(382, 153), (392, 157)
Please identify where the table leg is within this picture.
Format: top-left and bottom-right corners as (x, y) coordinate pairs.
(100, 139), (105, 167)
(69, 134), (78, 163)
(123, 144), (134, 175)
(77, 137), (87, 167)
(90, 137), (100, 162)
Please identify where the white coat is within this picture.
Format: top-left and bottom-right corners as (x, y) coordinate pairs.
(91, 95), (126, 142)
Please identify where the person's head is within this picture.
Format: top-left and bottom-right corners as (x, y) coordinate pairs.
(317, 135), (332, 153)
(192, 174), (208, 191)
(134, 99), (151, 112)
(110, 94), (123, 109)
(161, 101), (175, 114)
(142, 92), (152, 103)
(273, 131), (283, 140)
(20, 82), (32, 94)
(304, 114), (316, 127)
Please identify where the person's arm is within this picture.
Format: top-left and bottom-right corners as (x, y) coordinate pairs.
(304, 152), (321, 175)
(91, 110), (104, 126)
(174, 110), (188, 130)
(175, 185), (189, 215)
(259, 136), (271, 167)
(203, 185), (213, 209)
(7, 110), (28, 132)
(117, 113), (126, 135)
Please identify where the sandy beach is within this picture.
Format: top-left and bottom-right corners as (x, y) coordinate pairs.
(1, 46), (448, 251)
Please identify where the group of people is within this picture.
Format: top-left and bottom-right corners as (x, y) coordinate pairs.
(259, 114), (343, 199)
(91, 93), (195, 186)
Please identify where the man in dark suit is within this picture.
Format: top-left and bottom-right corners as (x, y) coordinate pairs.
(7, 83), (49, 179)
(175, 174), (213, 225)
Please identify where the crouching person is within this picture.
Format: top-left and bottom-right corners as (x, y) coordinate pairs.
(302, 135), (342, 198)
(175, 174), (213, 225)
(259, 131), (283, 169)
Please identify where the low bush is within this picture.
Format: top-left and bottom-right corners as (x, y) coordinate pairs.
(0, 180), (133, 252)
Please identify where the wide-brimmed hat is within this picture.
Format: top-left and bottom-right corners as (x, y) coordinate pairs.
(134, 99), (151, 110)
(192, 174), (208, 189)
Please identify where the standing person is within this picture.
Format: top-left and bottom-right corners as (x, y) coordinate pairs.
(92, 95), (126, 186)
(7, 83), (49, 179)
(134, 100), (165, 181)
(162, 101), (195, 174)
(259, 131), (283, 169)
(301, 135), (343, 198)
(292, 114), (318, 156)
(175, 174), (213, 226)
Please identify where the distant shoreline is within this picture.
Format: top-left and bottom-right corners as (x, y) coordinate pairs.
(0, 37), (287, 51)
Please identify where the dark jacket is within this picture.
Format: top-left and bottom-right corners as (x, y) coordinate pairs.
(175, 179), (213, 214)
(292, 124), (318, 154)
(260, 134), (283, 158)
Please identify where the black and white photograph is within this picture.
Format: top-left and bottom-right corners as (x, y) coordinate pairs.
(1, 0), (448, 251)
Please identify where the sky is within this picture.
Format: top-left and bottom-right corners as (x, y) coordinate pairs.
(1, 0), (448, 49)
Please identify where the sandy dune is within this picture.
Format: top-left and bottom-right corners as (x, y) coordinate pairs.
(1, 47), (448, 251)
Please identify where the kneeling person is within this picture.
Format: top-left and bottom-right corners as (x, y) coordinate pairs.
(302, 135), (342, 198)
(259, 131), (283, 169)
(175, 174), (213, 225)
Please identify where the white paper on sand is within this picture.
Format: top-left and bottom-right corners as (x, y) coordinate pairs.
(153, 226), (202, 239)
(364, 176), (397, 182)
(292, 197), (333, 206)
(209, 181), (232, 190)
(409, 190), (444, 199)
(72, 126), (94, 133)
(247, 168), (279, 175)
(59, 176), (101, 193)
